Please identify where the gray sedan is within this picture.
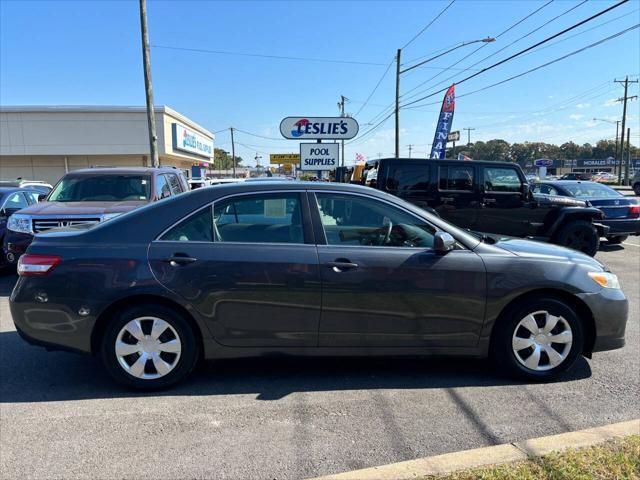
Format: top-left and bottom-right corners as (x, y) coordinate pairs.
(10, 182), (627, 389)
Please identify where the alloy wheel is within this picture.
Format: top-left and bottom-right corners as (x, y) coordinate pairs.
(511, 310), (573, 371)
(115, 316), (182, 379)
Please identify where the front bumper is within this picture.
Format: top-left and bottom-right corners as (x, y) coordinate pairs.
(601, 218), (640, 236)
(577, 287), (628, 353)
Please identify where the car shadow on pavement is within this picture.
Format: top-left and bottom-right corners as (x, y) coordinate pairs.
(599, 243), (625, 253)
(0, 330), (592, 403)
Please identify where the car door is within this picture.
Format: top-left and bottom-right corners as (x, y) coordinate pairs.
(148, 191), (321, 347)
(434, 163), (479, 229)
(477, 165), (533, 237)
(311, 191), (486, 348)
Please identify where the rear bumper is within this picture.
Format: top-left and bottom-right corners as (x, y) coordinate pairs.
(3, 231), (34, 264)
(601, 218), (640, 236)
(576, 288), (628, 353)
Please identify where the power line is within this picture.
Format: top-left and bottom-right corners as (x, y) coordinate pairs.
(151, 44), (386, 66)
(405, 24), (639, 110)
(401, 0), (456, 50)
(354, 57), (395, 117)
(401, 0), (555, 100)
(401, 0), (631, 108)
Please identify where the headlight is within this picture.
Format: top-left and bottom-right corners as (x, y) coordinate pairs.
(8, 214), (32, 234)
(588, 271), (621, 289)
(102, 212), (123, 222)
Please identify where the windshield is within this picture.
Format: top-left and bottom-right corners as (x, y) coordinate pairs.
(561, 183), (622, 199)
(48, 174), (151, 202)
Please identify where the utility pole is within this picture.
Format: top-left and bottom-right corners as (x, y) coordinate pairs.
(338, 95), (348, 168)
(407, 144), (414, 158)
(614, 121), (620, 177)
(230, 127), (236, 178)
(139, 0), (159, 167)
(614, 76), (638, 185)
(463, 127), (476, 145)
(395, 48), (401, 159)
(625, 127), (631, 184)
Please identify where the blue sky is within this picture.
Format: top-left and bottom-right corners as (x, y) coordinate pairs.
(1, 0), (639, 165)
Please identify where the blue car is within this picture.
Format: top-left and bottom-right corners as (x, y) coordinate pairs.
(533, 181), (640, 244)
(0, 187), (42, 267)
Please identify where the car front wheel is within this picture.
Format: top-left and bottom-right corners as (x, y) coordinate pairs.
(101, 304), (199, 390)
(493, 297), (584, 381)
(555, 220), (600, 256)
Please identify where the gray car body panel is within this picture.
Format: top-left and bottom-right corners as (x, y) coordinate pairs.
(10, 182), (628, 360)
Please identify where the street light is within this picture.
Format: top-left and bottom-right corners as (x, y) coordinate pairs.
(395, 37), (496, 157)
(593, 118), (621, 176)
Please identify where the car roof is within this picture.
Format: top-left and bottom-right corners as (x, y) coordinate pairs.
(68, 167), (180, 175)
(377, 157), (520, 167)
(0, 186), (42, 195)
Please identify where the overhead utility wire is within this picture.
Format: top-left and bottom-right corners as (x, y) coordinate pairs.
(404, 24), (639, 110)
(359, 0), (556, 132)
(401, 0), (555, 99)
(354, 57), (395, 117)
(401, 0), (456, 50)
(151, 45), (385, 66)
(401, 0), (631, 108)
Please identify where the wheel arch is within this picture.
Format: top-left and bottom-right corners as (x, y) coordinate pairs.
(548, 208), (603, 239)
(91, 294), (205, 357)
(489, 288), (596, 357)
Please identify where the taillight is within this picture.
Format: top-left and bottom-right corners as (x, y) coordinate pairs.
(17, 254), (62, 277)
(628, 205), (640, 217)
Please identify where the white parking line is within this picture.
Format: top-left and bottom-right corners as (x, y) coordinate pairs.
(622, 242), (640, 247)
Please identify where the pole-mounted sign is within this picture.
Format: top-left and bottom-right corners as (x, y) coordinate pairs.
(447, 131), (460, 142)
(280, 117), (359, 140)
(299, 143), (339, 171)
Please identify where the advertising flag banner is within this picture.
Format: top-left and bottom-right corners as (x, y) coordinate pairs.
(429, 84), (456, 159)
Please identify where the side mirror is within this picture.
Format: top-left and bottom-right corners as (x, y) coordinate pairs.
(38, 194), (47, 202)
(0, 208), (6, 218)
(434, 231), (455, 254)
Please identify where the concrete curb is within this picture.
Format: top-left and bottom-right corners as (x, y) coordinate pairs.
(311, 419), (639, 480)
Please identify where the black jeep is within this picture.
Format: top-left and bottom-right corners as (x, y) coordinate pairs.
(375, 158), (607, 256)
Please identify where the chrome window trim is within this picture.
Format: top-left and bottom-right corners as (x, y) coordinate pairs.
(153, 189), (308, 245)
(310, 189), (453, 251)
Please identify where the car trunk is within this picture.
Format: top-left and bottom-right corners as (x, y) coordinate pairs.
(588, 198), (635, 219)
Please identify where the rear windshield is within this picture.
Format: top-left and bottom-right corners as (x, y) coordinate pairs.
(561, 183), (622, 198)
(48, 174), (151, 202)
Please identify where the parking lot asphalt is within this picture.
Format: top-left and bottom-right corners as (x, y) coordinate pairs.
(0, 241), (638, 480)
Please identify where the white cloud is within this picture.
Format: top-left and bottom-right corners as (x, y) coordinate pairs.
(603, 98), (619, 107)
(569, 114), (584, 120)
(575, 103), (591, 109)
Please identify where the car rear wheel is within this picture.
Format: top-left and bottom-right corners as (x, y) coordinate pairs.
(493, 297), (584, 381)
(101, 304), (198, 390)
(606, 235), (628, 245)
(555, 220), (600, 256)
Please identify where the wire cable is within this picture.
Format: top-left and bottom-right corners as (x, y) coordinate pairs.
(354, 57), (395, 117)
(401, 0), (456, 50)
(151, 45), (385, 66)
(401, 0), (631, 108)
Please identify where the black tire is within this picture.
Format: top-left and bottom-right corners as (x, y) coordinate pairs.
(101, 304), (199, 390)
(555, 220), (600, 256)
(492, 296), (584, 381)
(633, 183), (640, 196)
(606, 235), (628, 245)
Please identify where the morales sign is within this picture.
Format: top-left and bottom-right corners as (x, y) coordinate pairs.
(299, 143), (339, 171)
(172, 123), (213, 159)
(429, 84), (456, 159)
(280, 117), (359, 140)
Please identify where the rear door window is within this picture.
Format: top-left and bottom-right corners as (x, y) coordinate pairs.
(439, 165), (474, 191)
(3, 192), (29, 210)
(385, 164), (430, 192)
(213, 193), (304, 244)
(160, 207), (213, 242)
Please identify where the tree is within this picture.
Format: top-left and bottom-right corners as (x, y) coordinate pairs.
(213, 148), (243, 170)
(559, 141), (579, 160)
(577, 143), (593, 159)
(593, 139), (616, 159)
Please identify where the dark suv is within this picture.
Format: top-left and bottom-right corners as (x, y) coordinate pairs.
(375, 158), (607, 256)
(3, 166), (188, 265)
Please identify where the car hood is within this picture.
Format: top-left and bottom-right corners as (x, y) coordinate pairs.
(492, 236), (605, 270)
(15, 200), (148, 216)
(532, 193), (587, 207)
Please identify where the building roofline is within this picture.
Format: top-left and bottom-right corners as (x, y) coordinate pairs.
(0, 105), (214, 138)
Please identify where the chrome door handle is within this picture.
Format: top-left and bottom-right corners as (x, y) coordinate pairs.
(164, 255), (197, 266)
(326, 261), (358, 272)
(483, 198), (497, 204)
(441, 197), (454, 202)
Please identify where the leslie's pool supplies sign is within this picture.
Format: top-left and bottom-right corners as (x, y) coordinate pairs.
(300, 143), (339, 170)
